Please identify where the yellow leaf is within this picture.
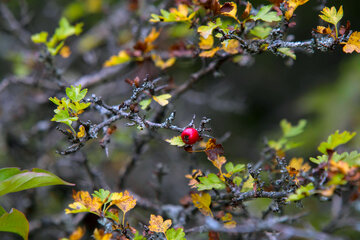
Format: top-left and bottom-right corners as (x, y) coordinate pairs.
(191, 192), (213, 217)
(148, 215), (172, 234)
(199, 47), (220, 58)
(77, 125), (86, 138)
(199, 35), (214, 50)
(151, 54), (176, 70)
(93, 228), (112, 240)
(285, 0), (310, 20)
(286, 158), (310, 183)
(152, 94), (172, 106)
(319, 6), (343, 26)
(341, 31), (360, 54)
(220, 2), (239, 22)
(319, 5), (343, 37)
(242, 175), (254, 192)
(60, 45), (71, 58)
(211, 155), (226, 171)
(221, 213), (236, 229)
(104, 50), (131, 67)
(221, 39), (240, 54)
(113, 190), (136, 214)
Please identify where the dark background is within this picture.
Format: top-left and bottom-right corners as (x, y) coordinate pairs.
(1, 0), (360, 239)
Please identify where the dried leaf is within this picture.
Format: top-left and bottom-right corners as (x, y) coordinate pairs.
(205, 138), (224, 161)
(341, 31), (360, 54)
(185, 169), (203, 188)
(315, 25), (333, 35)
(191, 192), (213, 217)
(148, 215), (172, 234)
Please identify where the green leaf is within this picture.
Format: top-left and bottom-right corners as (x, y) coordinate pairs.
(0, 168), (74, 197)
(166, 136), (186, 147)
(197, 173), (226, 191)
(31, 31), (48, 43)
(225, 162), (245, 173)
(249, 26), (272, 39)
(309, 155), (328, 164)
(327, 173), (346, 186)
(0, 205), (6, 216)
(250, 5), (281, 22)
(0, 208), (29, 240)
(166, 228), (186, 240)
(134, 231), (146, 240)
(318, 130), (356, 154)
(0, 168), (22, 181)
(92, 189), (111, 202)
(286, 183), (314, 202)
(277, 48), (296, 60)
(198, 18), (222, 39)
(69, 102), (91, 113)
(139, 99), (152, 110)
(66, 85), (88, 102)
(233, 176), (242, 186)
(51, 109), (78, 128)
(280, 119), (307, 138)
(55, 17), (83, 41)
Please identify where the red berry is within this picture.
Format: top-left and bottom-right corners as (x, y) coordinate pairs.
(181, 128), (200, 145)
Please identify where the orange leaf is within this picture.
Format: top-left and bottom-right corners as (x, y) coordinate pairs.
(341, 31), (360, 53)
(185, 169), (203, 188)
(60, 45), (71, 58)
(69, 226), (85, 240)
(241, 2), (252, 19)
(93, 228), (112, 240)
(65, 190), (103, 215)
(148, 214), (172, 234)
